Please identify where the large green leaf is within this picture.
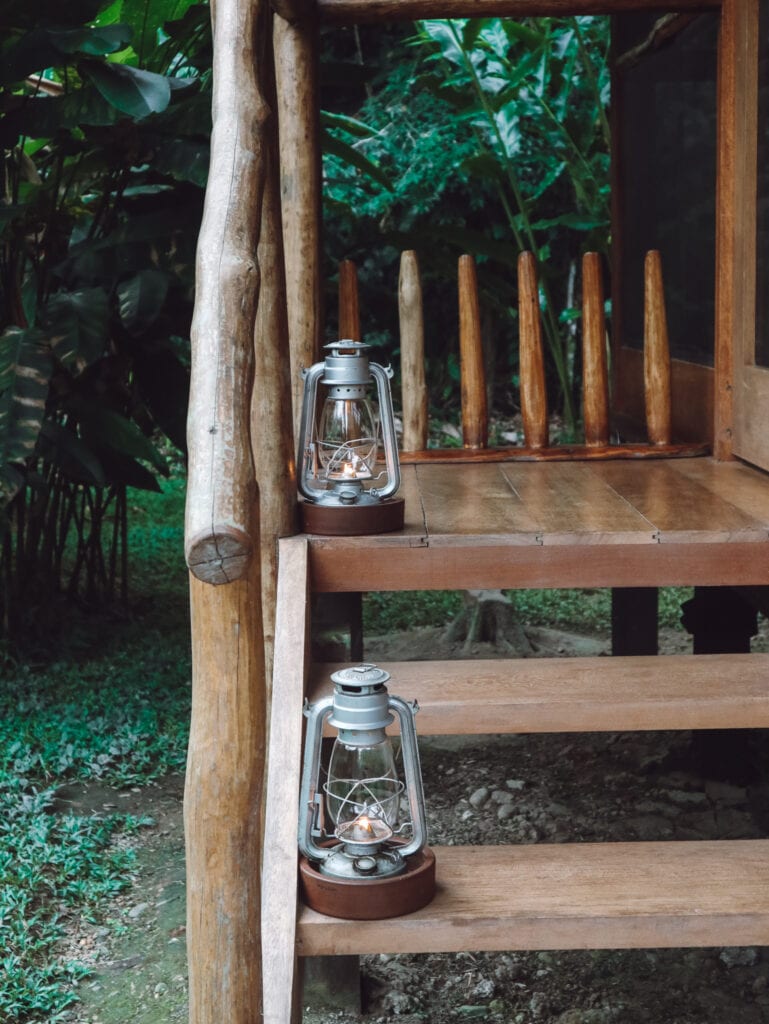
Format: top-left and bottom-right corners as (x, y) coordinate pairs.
(3, 0), (102, 31)
(82, 60), (172, 118)
(0, 327), (53, 504)
(38, 420), (106, 485)
(117, 270), (169, 336)
(117, 0), (200, 67)
(322, 130), (392, 193)
(92, 449), (162, 491)
(151, 136), (209, 186)
(1, 88), (120, 146)
(2, 25), (133, 84)
(43, 288), (109, 374)
(133, 346), (189, 452)
(73, 400), (169, 476)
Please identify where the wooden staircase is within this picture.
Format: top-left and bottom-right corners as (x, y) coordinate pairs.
(262, 457), (769, 1023)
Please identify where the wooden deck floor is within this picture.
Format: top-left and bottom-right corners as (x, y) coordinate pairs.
(306, 456), (769, 591)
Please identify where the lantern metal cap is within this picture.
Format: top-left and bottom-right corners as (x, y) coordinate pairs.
(331, 664), (390, 689)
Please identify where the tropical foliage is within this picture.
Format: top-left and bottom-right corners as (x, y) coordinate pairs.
(0, 0), (210, 636)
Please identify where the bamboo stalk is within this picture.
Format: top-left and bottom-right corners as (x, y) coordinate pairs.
(458, 255), (488, 449)
(517, 251), (548, 449)
(399, 250), (428, 452)
(274, 12), (322, 445)
(253, 16), (298, 691)
(338, 258), (361, 340)
(582, 251), (610, 447)
(644, 249), (672, 445)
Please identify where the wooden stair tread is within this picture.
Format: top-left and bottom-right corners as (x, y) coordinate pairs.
(309, 653), (769, 733)
(296, 840), (769, 956)
(308, 458), (769, 592)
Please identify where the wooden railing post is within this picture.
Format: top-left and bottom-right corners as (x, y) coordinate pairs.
(517, 251), (549, 449)
(582, 251), (610, 447)
(458, 254), (488, 449)
(274, 7), (322, 444)
(399, 250), (428, 452)
(644, 249), (673, 445)
(338, 258), (361, 340)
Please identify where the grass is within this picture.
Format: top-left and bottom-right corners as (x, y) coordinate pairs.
(0, 476), (190, 1024)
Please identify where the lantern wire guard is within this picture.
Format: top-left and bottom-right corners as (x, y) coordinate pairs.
(298, 342), (405, 536)
(298, 665), (436, 920)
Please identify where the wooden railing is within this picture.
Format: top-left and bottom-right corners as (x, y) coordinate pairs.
(337, 249), (709, 462)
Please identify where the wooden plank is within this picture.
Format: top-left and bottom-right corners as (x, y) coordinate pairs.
(458, 255), (488, 450)
(308, 653), (769, 734)
(308, 538), (769, 592)
(590, 460), (769, 542)
(582, 252), (610, 447)
(497, 462), (656, 546)
(262, 537), (311, 1024)
(669, 458), (769, 527)
(399, 443), (710, 463)
(517, 252), (548, 449)
(317, 0), (719, 25)
(297, 841), (769, 955)
(399, 251), (428, 452)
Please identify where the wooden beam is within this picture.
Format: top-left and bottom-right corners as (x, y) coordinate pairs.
(581, 252), (610, 447)
(185, 0), (269, 585)
(253, 16), (299, 688)
(317, 0), (719, 24)
(298, 841), (769, 954)
(643, 250), (672, 445)
(399, 250), (428, 452)
(518, 252), (548, 448)
(458, 255), (488, 449)
(262, 538), (311, 1024)
(186, 568), (266, 1024)
(274, 11), (322, 444)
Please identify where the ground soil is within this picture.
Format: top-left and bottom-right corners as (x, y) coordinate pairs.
(62, 620), (769, 1024)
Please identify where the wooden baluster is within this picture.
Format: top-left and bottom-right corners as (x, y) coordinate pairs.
(517, 251), (548, 449)
(582, 251), (610, 447)
(339, 258), (360, 340)
(274, 11), (322, 446)
(458, 255), (488, 449)
(644, 249), (672, 445)
(399, 250), (428, 452)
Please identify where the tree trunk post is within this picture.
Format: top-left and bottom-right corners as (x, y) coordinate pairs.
(517, 251), (549, 449)
(582, 252), (610, 447)
(458, 254), (488, 449)
(644, 249), (672, 445)
(399, 250), (429, 452)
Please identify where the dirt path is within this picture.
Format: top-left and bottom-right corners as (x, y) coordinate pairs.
(63, 623), (769, 1023)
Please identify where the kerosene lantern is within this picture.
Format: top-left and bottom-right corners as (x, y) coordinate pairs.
(297, 341), (405, 535)
(298, 664), (435, 920)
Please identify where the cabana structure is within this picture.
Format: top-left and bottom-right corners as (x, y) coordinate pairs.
(183, 0), (769, 1021)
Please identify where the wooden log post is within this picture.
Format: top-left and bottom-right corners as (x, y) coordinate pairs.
(184, 0), (270, 1020)
(253, 14), (299, 691)
(582, 252), (610, 447)
(644, 249), (672, 445)
(338, 258), (361, 339)
(517, 251), (549, 448)
(274, 8), (322, 444)
(399, 250), (428, 452)
(458, 255), (488, 449)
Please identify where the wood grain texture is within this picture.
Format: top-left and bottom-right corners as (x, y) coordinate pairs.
(317, 0), (718, 24)
(185, 0), (268, 584)
(338, 258), (360, 340)
(298, 841), (769, 955)
(252, 19), (298, 688)
(581, 252), (609, 447)
(458, 255), (488, 449)
(308, 653), (769, 734)
(186, 566), (266, 1024)
(274, 12), (322, 444)
(399, 443), (709, 463)
(517, 252), (548, 448)
(261, 537), (309, 1024)
(643, 250), (672, 445)
(399, 251), (428, 452)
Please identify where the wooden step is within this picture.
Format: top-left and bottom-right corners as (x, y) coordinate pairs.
(309, 653), (769, 735)
(296, 840), (769, 956)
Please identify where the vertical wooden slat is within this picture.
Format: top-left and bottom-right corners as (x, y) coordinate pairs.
(262, 537), (310, 1024)
(399, 250), (428, 452)
(253, 17), (298, 691)
(582, 251), (610, 447)
(644, 250), (672, 445)
(186, 568), (265, 1024)
(458, 255), (488, 449)
(338, 258), (361, 340)
(517, 251), (549, 449)
(274, 11), (322, 445)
